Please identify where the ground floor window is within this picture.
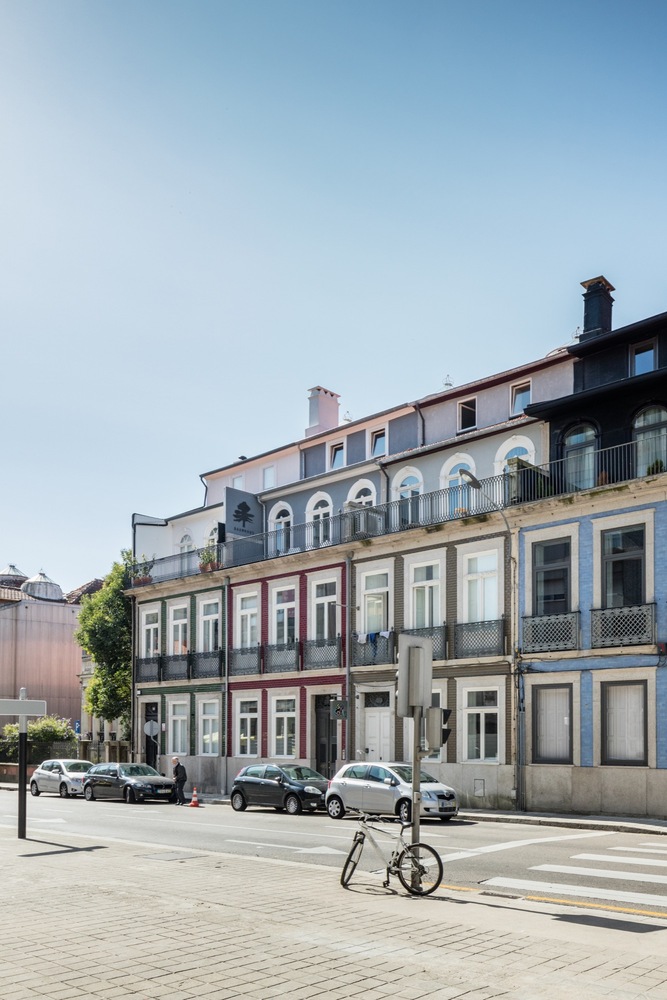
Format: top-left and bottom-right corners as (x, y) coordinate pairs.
(601, 680), (647, 765)
(273, 697), (296, 756)
(532, 685), (572, 763)
(199, 700), (219, 755)
(238, 699), (259, 756)
(463, 689), (498, 761)
(169, 702), (188, 755)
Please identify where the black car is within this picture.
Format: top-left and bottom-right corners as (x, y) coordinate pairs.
(83, 763), (175, 803)
(230, 763), (328, 814)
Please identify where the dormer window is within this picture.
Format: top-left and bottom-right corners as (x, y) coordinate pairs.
(371, 429), (386, 458)
(510, 382), (531, 417)
(631, 341), (657, 376)
(458, 398), (477, 432)
(330, 443), (344, 470)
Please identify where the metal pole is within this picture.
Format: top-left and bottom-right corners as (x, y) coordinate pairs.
(18, 687), (27, 840)
(411, 704), (422, 892)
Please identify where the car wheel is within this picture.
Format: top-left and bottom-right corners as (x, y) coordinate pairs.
(398, 799), (411, 824)
(285, 794), (302, 815)
(84, 785), (95, 801)
(231, 791), (247, 811)
(124, 787), (136, 804)
(327, 796), (345, 820)
(59, 783), (70, 799)
(30, 782), (40, 797)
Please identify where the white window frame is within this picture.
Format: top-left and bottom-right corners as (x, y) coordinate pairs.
(232, 474), (244, 489)
(140, 604), (160, 658)
(168, 602), (189, 655)
(347, 479), (377, 506)
(197, 696), (220, 756)
(458, 397), (477, 432)
(457, 539), (504, 625)
(591, 510), (654, 609)
(493, 434), (536, 477)
(310, 574), (339, 641)
(358, 562), (393, 633)
(197, 594), (221, 653)
(525, 671), (580, 767)
(369, 427), (387, 458)
(269, 579), (298, 645)
(235, 589), (259, 648)
(262, 465), (276, 490)
(236, 695), (259, 757)
(306, 492), (333, 546)
(272, 694), (297, 757)
(457, 677), (505, 764)
(329, 441), (345, 471)
(268, 502), (294, 555)
(510, 381), (531, 417)
(167, 698), (189, 755)
(403, 549), (445, 629)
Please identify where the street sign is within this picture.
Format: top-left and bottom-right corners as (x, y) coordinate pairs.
(329, 700), (348, 720)
(396, 635), (433, 717)
(144, 720), (159, 736)
(0, 698), (46, 716)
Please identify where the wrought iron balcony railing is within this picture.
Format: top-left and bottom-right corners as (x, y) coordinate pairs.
(128, 434), (666, 588)
(522, 612), (580, 652)
(302, 637), (342, 669)
(352, 632), (395, 667)
(229, 645), (261, 676)
(453, 618), (505, 658)
(400, 625), (448, 661)
(191, 650), (223, 679)
(264, 641), (300, 673)
(591, 604), (656, 648)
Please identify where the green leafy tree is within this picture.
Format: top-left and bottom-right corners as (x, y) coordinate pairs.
(75, 551), (133, 731)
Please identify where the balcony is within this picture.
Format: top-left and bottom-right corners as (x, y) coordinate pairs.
(453, 618), (505, 658)
(191, 651), (223, 679)
(303, 637), (341, 670)
(264, 641), (299, 673)
(400, 625), (448, 660)
(591, 604), (656, 648)
(352, 632), (395, 666)
(127, 434), (666, 589)
(522, 612), (580, 653)
(229, 645), (261, 676)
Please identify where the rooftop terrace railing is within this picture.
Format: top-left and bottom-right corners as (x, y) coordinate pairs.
(128, 434), (666, 588)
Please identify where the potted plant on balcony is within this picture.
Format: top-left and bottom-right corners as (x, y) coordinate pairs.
(199, 544), (220, 573)
(132, 555), (154, 586)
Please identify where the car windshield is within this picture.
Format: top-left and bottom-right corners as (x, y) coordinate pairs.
(63, 761), (92, 773)
(120, 764), (160, 777)
(280, 766), (326, 781)
(390, 765), (438, 784)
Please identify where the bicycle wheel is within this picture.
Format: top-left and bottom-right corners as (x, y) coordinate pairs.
(396, 843), (443, 896)
(340, 834), (365, 888)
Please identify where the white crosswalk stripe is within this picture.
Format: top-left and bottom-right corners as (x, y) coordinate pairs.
(483, 876), (667, 909)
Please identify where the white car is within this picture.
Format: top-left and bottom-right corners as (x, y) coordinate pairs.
(326, 761), (458, 822)
(30, 759), (94, 798)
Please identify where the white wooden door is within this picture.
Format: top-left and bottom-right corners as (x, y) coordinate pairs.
(365, 709), (391, 760)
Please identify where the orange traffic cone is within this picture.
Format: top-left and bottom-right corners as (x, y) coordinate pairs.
(189, 786), (200, 807)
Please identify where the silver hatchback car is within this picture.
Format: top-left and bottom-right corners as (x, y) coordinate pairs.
(326, 761), (458, 822)
(30, 759), (94, 798)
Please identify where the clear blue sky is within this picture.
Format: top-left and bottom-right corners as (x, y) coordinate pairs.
(3, 0), (667, 592)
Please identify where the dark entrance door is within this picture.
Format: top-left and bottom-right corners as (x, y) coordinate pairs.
(144, 702), (159, 769)
(315, 695), (338, 778)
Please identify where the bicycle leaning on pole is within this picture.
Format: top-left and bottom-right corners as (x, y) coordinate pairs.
(340, 812), (443, 895)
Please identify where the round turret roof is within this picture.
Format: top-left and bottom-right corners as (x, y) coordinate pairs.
(0, 564), (28, 589)
(20, 570), (64, 602)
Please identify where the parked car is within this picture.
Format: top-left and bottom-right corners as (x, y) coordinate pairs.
(325, 762), (459, 822)
(231, 763), (329, 814)
(30, 759), (94, 798)
(83, 763), (175, 803)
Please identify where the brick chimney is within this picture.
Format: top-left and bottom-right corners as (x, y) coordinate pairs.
(580, 276), (615, 340)
(306, 386), (340, 438)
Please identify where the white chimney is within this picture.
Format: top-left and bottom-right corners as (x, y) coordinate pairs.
(306, 386), (340, 437)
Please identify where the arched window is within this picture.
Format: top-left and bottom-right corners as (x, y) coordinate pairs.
(307, 494), (333, 546)
(493, 435), (536, 477)
(633, 405), (667, 476)
(394, 470), (423, 528)
(268, 504), (293, 555)
(178, 533), (197, 575)
(446, 462), (473, 516)
(563, 423), (597, 490)
(348, 480), (376, 507)
(179, 534), (195, 553)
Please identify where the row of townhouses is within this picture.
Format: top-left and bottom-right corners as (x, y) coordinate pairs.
(129, 275), (667, 818)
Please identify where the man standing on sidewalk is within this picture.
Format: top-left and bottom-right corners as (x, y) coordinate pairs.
(172, 756), (187, 805)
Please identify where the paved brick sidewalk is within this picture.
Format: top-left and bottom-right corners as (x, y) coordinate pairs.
(2, 827), (667, 999)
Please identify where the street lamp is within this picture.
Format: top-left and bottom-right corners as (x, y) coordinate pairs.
(458, 469), (524, 811)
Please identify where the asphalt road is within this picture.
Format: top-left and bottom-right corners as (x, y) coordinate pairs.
(5, 790), (667, 921)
